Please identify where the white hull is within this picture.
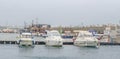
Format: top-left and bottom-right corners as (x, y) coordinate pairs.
(18, 40), (35, 47)
(19, 41), (34, 46)
(45, 40), (63, 47)
(74, 41), (99, 47)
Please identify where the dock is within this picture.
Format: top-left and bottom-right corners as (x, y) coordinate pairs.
(0, 39), (120, 45)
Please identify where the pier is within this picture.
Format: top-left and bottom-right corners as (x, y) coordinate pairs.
(0, 39), (120, 45)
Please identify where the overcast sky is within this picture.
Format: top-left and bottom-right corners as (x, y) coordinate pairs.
(0, 0), (120, 26)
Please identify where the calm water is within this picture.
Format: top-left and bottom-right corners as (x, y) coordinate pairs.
(0, 45), (119, 59)
(0, 33), (120, 59)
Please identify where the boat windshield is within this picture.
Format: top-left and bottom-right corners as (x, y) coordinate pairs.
(21, 35), (32, 38)
(49, 32), (60, 36)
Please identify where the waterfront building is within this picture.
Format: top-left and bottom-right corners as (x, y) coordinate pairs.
(26, 24), (51, 33)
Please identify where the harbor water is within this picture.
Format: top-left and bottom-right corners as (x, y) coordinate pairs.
(0, 33), (120, 59)
(0, 45), (120, 59)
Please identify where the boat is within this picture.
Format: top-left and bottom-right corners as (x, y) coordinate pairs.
(45, 30), (63, 47)
(61, 31), (73, 39)
(17, 33), (35, 47)
(61, 33), (74, 39)
(95, 34), (110, 43)
(61, 33), (74, 43)
(74, 30), (99, 47)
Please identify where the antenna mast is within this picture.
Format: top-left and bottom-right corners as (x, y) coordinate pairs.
(36, 18), (38, 24)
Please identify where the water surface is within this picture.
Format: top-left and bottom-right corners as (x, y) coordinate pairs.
(0, 45), (119, 59)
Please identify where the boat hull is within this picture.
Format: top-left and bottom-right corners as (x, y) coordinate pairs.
(18, 40), (35, 47)
(74, 41), (99, 47)
(45, 40), (63, 47)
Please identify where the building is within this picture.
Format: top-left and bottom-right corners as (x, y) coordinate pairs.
(27, 24), (51, 33)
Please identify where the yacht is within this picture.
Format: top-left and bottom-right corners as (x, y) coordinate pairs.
(45, 30), (63, 47)
(17, 33), (35, 47)
(74, 31), (99, 47)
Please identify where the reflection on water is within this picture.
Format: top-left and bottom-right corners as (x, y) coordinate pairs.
(0, 45), (120, 59)
(19, 47), (34, 55)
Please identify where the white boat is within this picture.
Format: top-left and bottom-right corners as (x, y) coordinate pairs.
(45, 30), (63, 47)
(17, 33), (35, 47)
(74, 31), (99, 47)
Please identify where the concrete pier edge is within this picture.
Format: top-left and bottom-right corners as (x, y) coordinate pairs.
(0, 40), (120, 45)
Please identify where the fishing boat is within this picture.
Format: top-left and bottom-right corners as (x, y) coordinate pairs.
(74, 31), (99, 47)
(17, 33), (35, 47)
(45, 30), (63, 47)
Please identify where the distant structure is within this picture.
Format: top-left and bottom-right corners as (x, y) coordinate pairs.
(26, 24), (51, 33)
(0, 26), (19, 33)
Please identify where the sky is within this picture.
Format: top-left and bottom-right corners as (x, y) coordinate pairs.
(0, 0), (120, 26)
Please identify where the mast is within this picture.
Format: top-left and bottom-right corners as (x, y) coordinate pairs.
(24, 21), (27, 29)
(32, 20), (34, 27)
(36, 18), (38, 24)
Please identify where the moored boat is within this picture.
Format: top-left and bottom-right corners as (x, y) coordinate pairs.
(17, 33), (35, 47)
(45, 30), (63, 47)
(74, 30), (99, 48)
